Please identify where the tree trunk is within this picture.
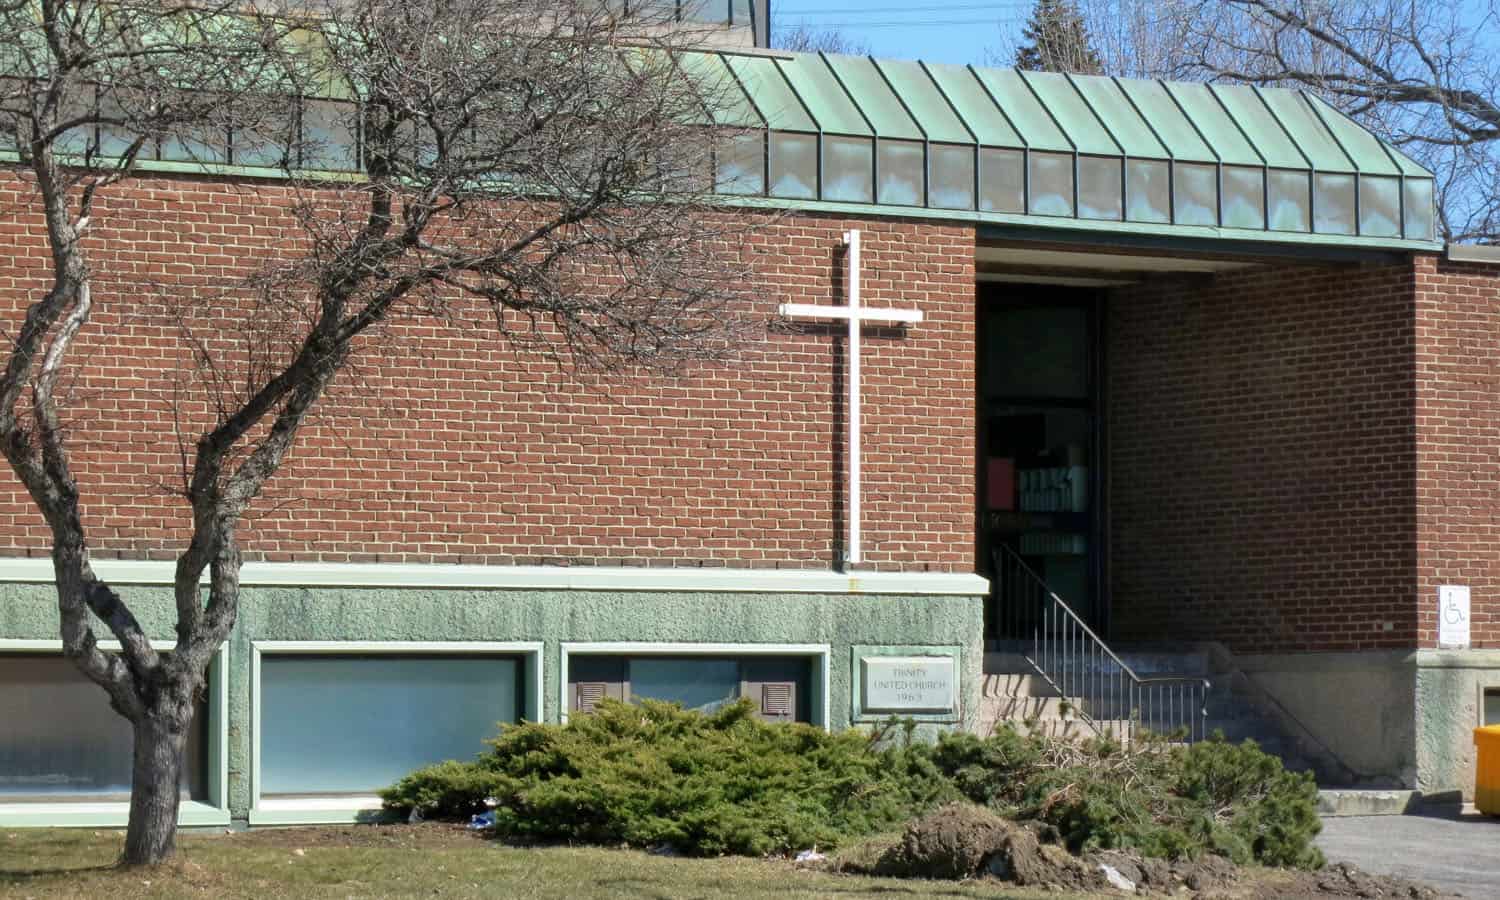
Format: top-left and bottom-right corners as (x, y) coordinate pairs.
(121, 712), (188, 866)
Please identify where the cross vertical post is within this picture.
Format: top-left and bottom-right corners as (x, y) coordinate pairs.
(777, 229), (922, 569)
(846, 229), (862, 564)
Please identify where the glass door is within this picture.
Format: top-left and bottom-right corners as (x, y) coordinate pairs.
(977, 287), (1105, 639)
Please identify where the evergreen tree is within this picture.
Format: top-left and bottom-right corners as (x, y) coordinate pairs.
(1014, 0), (1104, 75)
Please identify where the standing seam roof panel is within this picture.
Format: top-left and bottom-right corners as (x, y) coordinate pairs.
(1165, 82), (1263, 167)
(922, 62), (1024, 148)
(774, 55), (871, 136)
(677, 52), (763, 128)
(1209, 85), (1308, 169)
(1114, 79), (1213, 161)
(723, 54), (817, 132)
(821, 54), (924, 140)
(1018, 70), (1120, 156)
(873, 58), (974, 144)
(1303, 94), (1402, 175)
(1258, 89), (1355, 171)
(1069, 75), (1168, 159)
(971, 68), (1072, 152)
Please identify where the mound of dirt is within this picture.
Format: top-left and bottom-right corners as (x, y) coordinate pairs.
(872, 803), (1104, 891)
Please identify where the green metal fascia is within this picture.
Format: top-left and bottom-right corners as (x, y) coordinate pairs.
(720, 192), (1441, 253)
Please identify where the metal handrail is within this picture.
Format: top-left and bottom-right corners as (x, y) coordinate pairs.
(994, 545), (1210, 744)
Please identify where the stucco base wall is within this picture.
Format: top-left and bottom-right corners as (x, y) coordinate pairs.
(0, 577), (983, 822)
(1414, 650), (1500, 802)
(1233, 651), (1418, 786)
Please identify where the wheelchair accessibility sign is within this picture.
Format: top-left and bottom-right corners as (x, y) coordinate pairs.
(1439, 585), (1471, 649)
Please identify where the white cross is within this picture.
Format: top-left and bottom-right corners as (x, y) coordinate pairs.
(779, 229), (923, 566)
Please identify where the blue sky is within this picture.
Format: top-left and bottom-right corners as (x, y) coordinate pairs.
(770, 0), (1036, 65)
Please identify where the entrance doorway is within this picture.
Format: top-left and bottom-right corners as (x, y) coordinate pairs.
(977, 285), (1106, 640)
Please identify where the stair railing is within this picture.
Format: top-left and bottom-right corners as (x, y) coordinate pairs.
(994, 545), (1210, 744)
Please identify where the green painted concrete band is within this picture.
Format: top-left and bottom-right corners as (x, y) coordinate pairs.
(0, 558), (990, 596)
(0, 581), (984, 821)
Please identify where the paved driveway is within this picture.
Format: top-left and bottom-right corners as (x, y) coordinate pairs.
(1317, 809), (1500, 898)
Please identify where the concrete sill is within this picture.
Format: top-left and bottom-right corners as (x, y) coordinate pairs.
(0, 800), (229, 828)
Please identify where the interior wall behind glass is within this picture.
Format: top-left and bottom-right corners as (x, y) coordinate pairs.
(260, 655), (518, 796)
(980, 148), (1024, 213)
(877, 139), (924, 206)
(822, 136), (873, 203)
(715, 132), (765, 196)
(629, 658), (740, 713)
(1173, 163), (1218, 226)
(1222, 166), (1265, 229)
(1078, 156), (1122, 221)
(983, 305), (1089, 399)
(1028, 152), (1073, 217)
(0, 655), (206, 800)
(1125, 159), (1169, 223)
(929, 143), (974, 210)
(1268, 169), (1311, 232)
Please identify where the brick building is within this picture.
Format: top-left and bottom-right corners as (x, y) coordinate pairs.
(3, 44), (1498, 827)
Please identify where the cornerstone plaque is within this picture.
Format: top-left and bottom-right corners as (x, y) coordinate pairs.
(861, 656), (957, 714)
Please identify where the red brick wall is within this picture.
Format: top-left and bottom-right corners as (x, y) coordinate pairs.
(1415, 255), (1500, 648)
(1107, 262), (1420, 653)
(0, 171), (976, 570)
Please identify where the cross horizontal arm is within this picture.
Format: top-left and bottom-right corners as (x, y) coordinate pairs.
(778, 303), (924, 324)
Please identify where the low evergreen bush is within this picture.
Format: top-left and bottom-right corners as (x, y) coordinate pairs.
(382, 698), (955, 856)
(381, 703), (1322, 868)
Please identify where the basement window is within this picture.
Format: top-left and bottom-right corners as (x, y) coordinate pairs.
(0, 653), (209, 803)
(1485, 688), (1500, 726)
(568, 654), (814, 724)
(257, 654), (522, 797)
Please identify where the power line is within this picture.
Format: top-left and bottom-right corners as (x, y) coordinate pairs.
(777, 18), (1008, 28)
(787, 2), (1025, 13)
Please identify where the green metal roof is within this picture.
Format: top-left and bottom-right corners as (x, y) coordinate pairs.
(687, 48), (1438, 248)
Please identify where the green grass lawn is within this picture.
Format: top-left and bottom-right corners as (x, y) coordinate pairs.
(0, 824), (1078, 900)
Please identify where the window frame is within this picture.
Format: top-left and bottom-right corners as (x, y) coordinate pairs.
(559, 642), (830, 730)
(248, 640), (542, 826)
(0, 638), (229, 828)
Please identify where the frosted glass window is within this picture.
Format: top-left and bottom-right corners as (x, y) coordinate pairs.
(234, 106), (295, 168)
(260, 655), (519, 796)
(629, 658), (740, 713)
(1404, 178), (1435, 240)
(1359, 175), (1401, 237)
(1028, 151), (1073, 217)
(1173, 162), (1218, 226)
(1268, 169), (1310, 232)
(877, 139), (924, 206)
(1222, 166), (1265, 229)
(930, 143), (974, 210)
(1078, 156), (1122, 221)
(980, 148), (1024, 213)
(56, 88), (95, 157)
(715, 132), (764, 196)
(1126, 159), (1169, 223)
(1314, 172), (1356, 235)
(98, 93), (142, 160)
(300, 99), (357, 171)
(822, 136), (873, 203)
(0, 655), (206, 801)
(769, 131), (816, 200)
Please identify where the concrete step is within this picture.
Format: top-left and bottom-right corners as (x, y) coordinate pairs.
(978, 714), (1136, 742)
(980, 672), (1062, 699)
(984, 650), (1211, 683)
(1317, 789), (1423, 817)
(980, 695), (1075, 720)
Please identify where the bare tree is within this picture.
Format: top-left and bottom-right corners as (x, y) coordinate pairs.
(775, 23), (871, 56)
(0, 0), (755, 864)
(1082, 0), (1500, 244)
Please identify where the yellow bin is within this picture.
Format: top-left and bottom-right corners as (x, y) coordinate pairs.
(1476, 726), (1500, 815)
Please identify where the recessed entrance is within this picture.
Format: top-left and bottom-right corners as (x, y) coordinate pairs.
(977, 284), (1105, 640)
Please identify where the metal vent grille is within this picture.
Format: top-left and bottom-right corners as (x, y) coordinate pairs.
(761, 682), (793, 718)
(577, 682), (606, 713)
